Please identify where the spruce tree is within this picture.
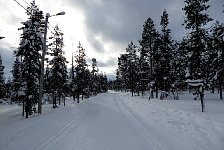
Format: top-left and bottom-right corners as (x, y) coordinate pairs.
(183, 0), (212, 79)
(72, 42), (88, 103)
(159, 9), (173, 96)
(90, 58), (98, 95)
(11, 53), (22, 103)
(125, 42), (138, 97)
(117, 54), (129, 91)
(17, 1), (44, 117)
(210, 22), (224, 99)
(139, 17), (157, 95)
(48, 25), (68, 107)
(98, 72), (108, 93)
(0, 55), (5, 99)
(183, 0), (212, 112)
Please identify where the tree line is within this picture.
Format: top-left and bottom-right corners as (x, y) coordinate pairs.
(0, 1), (108, 118)
(113, 0), (224, 112)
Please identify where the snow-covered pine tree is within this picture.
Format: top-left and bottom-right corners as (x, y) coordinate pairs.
(83, 68), (91, 97)
(183, 0), (213, 112)
(209, 22), (224, 99)
(11, 53), (22, 103)
(125, 42), (138, 97)
(90, 58), (98, 95)
(172, 38), (189, 90)
(150, 31), (161, 98)
(183, 0), (212, 79)
(158, 9), (173, 98)
(48, 25), (68, 107)
(5, 77), (12, 100)
(114, 69), (121, 91)
(17, 1), (44, 117)
(98, 72), (108, 93)
(139, 17), (157, 96)
(72, 42), (88, 103)
(117, 54), (129, 91)
(0, 55), (5, 99)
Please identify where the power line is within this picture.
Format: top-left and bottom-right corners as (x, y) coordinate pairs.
(13, 0), (27, 12)
(47, 26), (55, 35)
(22, 0), (30, 6)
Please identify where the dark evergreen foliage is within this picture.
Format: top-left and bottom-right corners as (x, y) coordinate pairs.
(139, 17), (157, 95)
(158, 9), (173, 93)
(0, 55), (5, 99)
(72, 42), (88, 103)
(16, 1), (44, 117)
(182, 0), (213, 79)
(11, 54), (22, 103)
(47, 25), (68, 107)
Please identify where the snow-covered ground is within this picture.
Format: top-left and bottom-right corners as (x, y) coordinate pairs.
(0, 91), (223, 150)
(119, 91), (224, 150)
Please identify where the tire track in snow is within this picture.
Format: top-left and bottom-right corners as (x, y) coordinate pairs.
(115, 94), (166, 150)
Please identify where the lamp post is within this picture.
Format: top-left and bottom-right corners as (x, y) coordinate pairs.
(38, 11), (65, 114)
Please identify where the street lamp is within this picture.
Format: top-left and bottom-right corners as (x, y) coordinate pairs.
(38, 11), (65, 114)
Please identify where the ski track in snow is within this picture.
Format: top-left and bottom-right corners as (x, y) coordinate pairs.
(115, 94), (166, 150)
(0, 103), (82, 150)
(0, 92), (224, 150)
(32, 114), (81, 150)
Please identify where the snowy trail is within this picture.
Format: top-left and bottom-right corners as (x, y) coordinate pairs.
(0, 103), (82, 150)
(0, 92), (223, 150)
(49, 93), (165, 150)
(115, 94), (167, 150)
(0, 93), (168, 150)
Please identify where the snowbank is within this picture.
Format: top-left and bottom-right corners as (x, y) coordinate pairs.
(119, 91), (224, 150)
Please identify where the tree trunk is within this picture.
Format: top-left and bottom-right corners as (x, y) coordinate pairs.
(73, 93), (76, 101)
(53, 94), (57, 108)
(25, 99), (29, 118)
(199, 87), (205, 112)
(219, 77), (223, 100)
(155, 86), (158, 98)
(150, 87), (154, 99)
(211, 86), (214, 93)
(77, 94), (79, 103)
(176, 88), (179, 100)
(22, 98), (24, 116)
(59, 95), (61, 105)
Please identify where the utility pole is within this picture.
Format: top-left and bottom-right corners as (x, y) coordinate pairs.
(38, 13), (49, 114)
(38, 12), (65, 114)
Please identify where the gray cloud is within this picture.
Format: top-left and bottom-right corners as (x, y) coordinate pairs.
(0, 45), (14, 79)
(0, 0), (223, 80)
(97, 57), (117, 68)
(85, 32), (105, 53)
(68, 0), (223, 48)
(67, 0), (182, 50)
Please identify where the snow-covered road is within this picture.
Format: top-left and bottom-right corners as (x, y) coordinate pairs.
(0, 91), (224, 150)
(0, 92), (168, 150)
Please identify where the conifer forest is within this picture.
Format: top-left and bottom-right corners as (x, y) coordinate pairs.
(0, 1), (224, 150)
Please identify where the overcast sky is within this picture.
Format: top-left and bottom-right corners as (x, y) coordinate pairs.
(0, 0), (223, 80)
